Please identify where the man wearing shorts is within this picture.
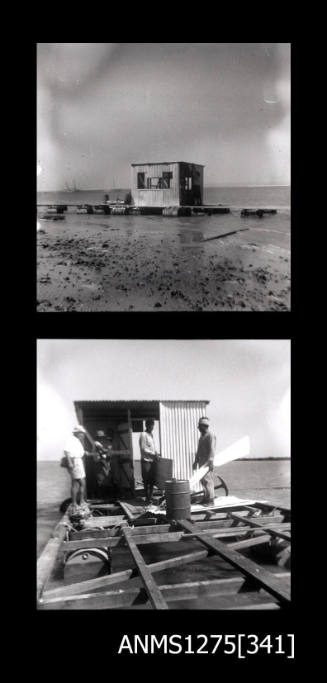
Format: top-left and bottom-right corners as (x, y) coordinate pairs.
(64, 425), (87, 507)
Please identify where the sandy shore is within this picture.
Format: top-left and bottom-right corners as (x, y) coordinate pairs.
(37, 210), (290, 311)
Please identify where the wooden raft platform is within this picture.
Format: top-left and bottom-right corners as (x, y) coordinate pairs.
(37, 203), (231, 217)
(37, 500), (291, 610)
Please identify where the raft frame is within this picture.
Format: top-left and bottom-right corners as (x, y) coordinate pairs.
(37, 500), (291, 610)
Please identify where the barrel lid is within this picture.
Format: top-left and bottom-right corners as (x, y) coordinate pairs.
(165, 479), (189, 484)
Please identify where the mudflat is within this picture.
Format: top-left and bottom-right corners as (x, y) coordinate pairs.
(37, 210), (290, 312)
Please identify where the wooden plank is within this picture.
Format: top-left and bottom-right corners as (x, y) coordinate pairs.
(180, 526), (290, 543)
(37, 514), (68, 601)
(63, 531), (184, 552)
(72, 523), (170, 538)
(69, 526), (126, 540)
(45, 532), (279, 602)
(228, 534), (271, 551)
(229, 512), (291, 542)
(122, 529), (168, 609)
(276, 545), (291, 568)
(40, 572), (290, 610)
(129, 524), (172, 535)
(178, 519), (291, 606)
(45, 569), (136, 598)
(43, 549), (209, 599)
(63, 523), (291, 552)
(83, 515), (126, 528)
(189, 515), (285, 529)
(45, 534), (274, 600)
(63, 537), (123, 550)
(118, 500), (139, 520)
(253, 501), (291, 515)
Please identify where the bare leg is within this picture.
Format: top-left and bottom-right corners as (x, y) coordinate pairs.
(71, 479), (79, 505)
(80, 478), (86, 504)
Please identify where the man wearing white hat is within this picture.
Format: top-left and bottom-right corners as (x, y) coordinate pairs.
(192, 417), (216, 506)
(64, 425), (88, 507)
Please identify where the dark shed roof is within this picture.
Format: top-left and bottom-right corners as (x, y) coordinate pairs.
(75, 400), (209, 421)
(131, 161), (205, 167)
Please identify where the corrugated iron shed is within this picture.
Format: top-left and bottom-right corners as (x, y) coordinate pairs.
(75, 400), (210, 493)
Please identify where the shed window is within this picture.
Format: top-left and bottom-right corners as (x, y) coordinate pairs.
(184, 177), (192, 190)
(147, 177), (161, 189)
(162, 172), (173, 189)
(137, 172), (146, 189)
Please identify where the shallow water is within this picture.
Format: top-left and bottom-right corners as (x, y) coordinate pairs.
(37, 185), (290, 208)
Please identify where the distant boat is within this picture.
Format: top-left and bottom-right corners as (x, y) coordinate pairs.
(64, 179), (81, 193)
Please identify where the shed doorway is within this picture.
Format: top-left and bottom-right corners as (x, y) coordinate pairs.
(131, 418), (160, 489)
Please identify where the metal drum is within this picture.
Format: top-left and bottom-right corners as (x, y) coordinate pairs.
(165, 479), (191, 520)
(155, 458), (173, 491)
(64, 547), (111, 583)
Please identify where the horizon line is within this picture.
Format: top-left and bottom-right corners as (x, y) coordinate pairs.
(37, 183), (291, 192)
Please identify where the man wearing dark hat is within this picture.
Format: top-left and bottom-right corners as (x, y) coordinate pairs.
(192, 417), (216, 506)
(139, 419), (160, 504)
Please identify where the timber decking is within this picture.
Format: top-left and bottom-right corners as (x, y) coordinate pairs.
(37, 500), (291, 610)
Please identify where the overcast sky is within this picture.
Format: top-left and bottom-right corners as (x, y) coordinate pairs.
(37, 43), (290, 190)
(37, 340), (290, 461)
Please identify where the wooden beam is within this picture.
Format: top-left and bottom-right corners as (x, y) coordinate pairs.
(62, 523), (291, 552)
(69, 526), (125, 540)
(228, 512), (291, 542)
(45, 569), (136, 598)
(39, 572), (290, 610)
(45, 535), (274, 600)
(187, 523), (290, 537)
(37, 514), (68, 601)
(252, 501), (291, 516)
(187, 515), (285, 529)
(43, 549), (209, 599)
(82, 515), (127, 527)
(178, 519), (291, 607)
(122, 529), (169, 609)
(118, 500), (138, 520)
(228, 534), (272, 551)
(63, 530), (184, 551)
(129, 524), (172, 535)
(69, 521), (168, 541)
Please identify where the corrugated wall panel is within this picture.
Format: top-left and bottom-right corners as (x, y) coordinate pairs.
(131, 163), (180, 207)
(159, 401), (208, 492)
